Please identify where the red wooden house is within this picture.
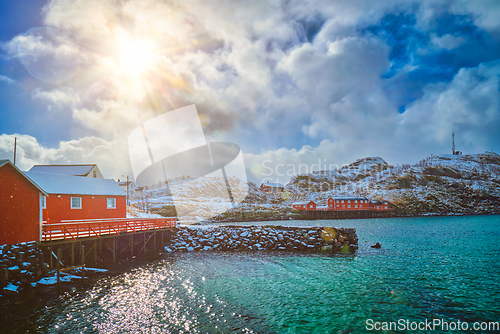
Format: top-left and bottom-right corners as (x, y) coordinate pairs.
(292, 200), (316, 211)
(260, 181), (285, 193)
(1, 160), (126, 245)
(0, 160), (47, 245)
(369, 200), (390, 211)
(328, 197), (371, 211)
(25, 171), (126, 223)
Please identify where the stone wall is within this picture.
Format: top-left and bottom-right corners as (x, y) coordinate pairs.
(164, 225), (358, 253)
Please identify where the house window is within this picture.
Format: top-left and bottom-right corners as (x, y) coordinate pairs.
(71, 197), (82, 209)
(341, 200), (344, 203)
(385, 206), (388, 209)
(348, 205), (351, 208)
(377, 206), (380, 209)
(348, 200), (351, 203)
(355, 205), (358, 208)
(355, 200), (358, 203)
(41, 196), (46, 209)
(107, 198), (116, 209)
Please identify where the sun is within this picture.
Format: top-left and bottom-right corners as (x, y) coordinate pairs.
(115, 38), (156, 77)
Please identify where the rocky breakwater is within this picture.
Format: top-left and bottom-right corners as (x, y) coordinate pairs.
(164, 225), (358, 253)
(0, 242), (49, 295)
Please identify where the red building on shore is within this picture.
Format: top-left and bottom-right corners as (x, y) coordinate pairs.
(292, 196), (391, 213)
(260, 181), (285, 193)
(292, 201), (317, 211)
(0, 160), (126, 245)
(0, 160), (48, 245)
(25, 171), (126, 223)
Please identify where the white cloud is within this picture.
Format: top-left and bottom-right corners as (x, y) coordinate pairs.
(0, 75), (15, 85)
(0, 134), (130, 179)
(3, 0), (500, 185)
(32, 88), (80, 108)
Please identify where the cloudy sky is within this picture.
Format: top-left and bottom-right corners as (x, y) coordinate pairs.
(1, 0), (499, 184)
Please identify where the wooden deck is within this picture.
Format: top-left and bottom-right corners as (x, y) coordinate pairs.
(41, 217), (176, 241)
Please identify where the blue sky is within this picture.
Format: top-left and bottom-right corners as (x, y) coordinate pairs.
(1, 0), (500, 184)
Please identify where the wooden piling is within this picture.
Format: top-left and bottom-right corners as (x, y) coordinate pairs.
(56, 248), (61, 285)
(81, 244), (85, 279)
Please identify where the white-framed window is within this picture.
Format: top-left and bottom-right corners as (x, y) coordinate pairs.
(348, 200), (351, 203)
(107, 198), (116, 209)
(341, 200), (344, 203)
(355, 200), (358, 203)
(377, 206), (380, 209)
(71, 197), (82, 209)
(41, 196), (46, 209)
(385, 206), (388, 209)
(355, 205), (358, 208)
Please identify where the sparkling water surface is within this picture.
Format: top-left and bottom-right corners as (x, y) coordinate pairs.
(1, 215), (499, 333)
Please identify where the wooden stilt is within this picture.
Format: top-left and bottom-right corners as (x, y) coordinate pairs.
(81, 244), (85, 279)
(56, 248), (61, 285)
(130, 234), (133, 258)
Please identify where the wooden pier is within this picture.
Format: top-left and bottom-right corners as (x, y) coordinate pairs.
(40, 218), (177, 270)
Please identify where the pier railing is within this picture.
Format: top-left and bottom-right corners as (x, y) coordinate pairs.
(41, 217), (176, 241)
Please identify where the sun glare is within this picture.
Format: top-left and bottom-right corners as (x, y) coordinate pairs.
(116, 39), (155, 77)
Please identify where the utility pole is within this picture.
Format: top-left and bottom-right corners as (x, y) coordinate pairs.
(127, 174), (129, 206)
(13, 137), (17, 165)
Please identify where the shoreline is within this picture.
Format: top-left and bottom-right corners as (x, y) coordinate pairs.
(201, 211), (500, 225)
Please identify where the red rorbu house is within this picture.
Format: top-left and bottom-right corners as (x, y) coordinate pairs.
(370, 200), (390, 211)
(0, 159), (126, 245)
(327, 197), (391, 211)
(292, 200), (317, 211)
(260, 181), (285, 193)
(328, 197), (371, 211)
(24, 171), (126, 223)
(0, 160), (48, 245)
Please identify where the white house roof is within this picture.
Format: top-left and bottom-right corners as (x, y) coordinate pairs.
(24, 172), (126, 196)
(29, 164), (97, 177)
(292, 201), (308, 205)
(330, 197), (368, 201)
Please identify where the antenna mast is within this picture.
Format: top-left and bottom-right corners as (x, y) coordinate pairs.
(452, 132), (455, 155)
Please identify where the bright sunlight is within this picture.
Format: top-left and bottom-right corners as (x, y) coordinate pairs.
(115, 37), (156, 77)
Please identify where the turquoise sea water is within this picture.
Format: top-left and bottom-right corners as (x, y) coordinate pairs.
(1, 215), (499, 333)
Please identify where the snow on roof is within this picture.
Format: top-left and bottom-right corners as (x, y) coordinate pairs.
(261, 182), (284, 188)
(0, 159), (10, 168)
(25, 172), (125, 196)
(330, 197), (368, 201)
(292, 201), (308, 205)
(29, 164), (96, 176)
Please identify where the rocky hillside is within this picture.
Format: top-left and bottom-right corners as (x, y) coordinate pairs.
(285, 152), (500, 216)
(130, 152), (500, 223)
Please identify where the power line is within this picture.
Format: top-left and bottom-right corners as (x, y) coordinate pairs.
(16, 147), (49, 163)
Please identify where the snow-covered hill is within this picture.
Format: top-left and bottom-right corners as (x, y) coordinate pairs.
(130, 152), (500, 222)
(286, 152), (500, 215)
